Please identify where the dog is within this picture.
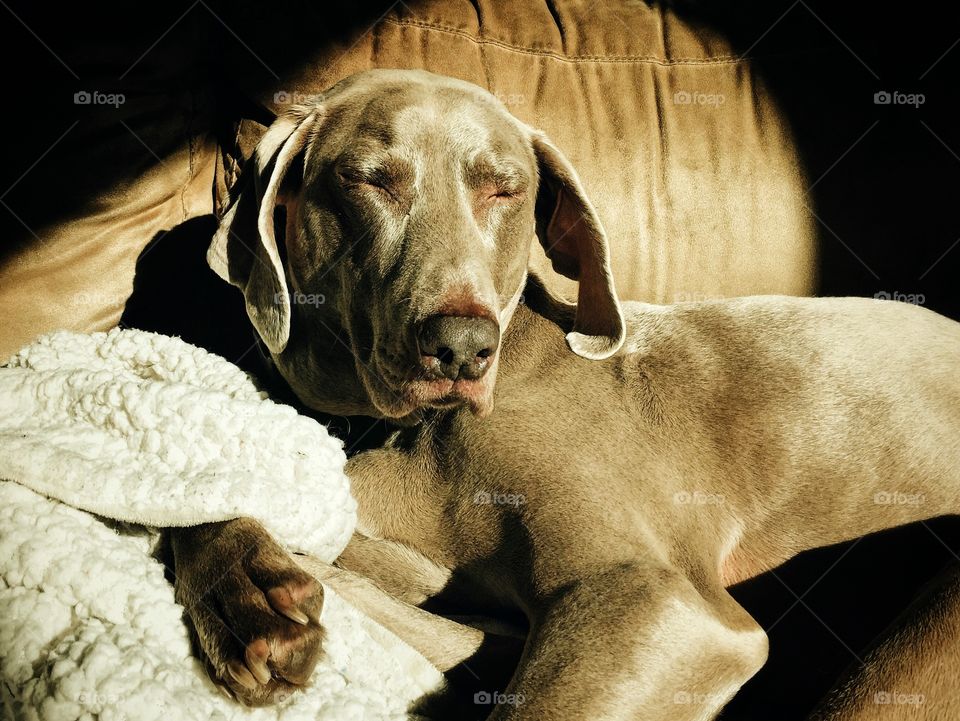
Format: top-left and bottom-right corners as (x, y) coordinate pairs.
(170, 69), (960, 718)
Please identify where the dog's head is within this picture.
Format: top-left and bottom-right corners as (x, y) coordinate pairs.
(210, 69), (624, 419)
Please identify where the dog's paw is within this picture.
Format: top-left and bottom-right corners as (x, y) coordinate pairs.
(172, 518), (325, 706)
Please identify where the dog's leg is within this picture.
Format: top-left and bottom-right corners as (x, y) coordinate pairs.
(299, 551), (528, 720)
(294, 553), (484, 672)
(167, 519), (325, 705)
(334, 532), (453, 606)
(809, 563), (960, 721)
(484, 560), (768, 721)
(338, 446), (457, 606)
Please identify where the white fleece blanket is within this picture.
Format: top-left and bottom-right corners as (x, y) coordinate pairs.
(0, 329), (442, 721)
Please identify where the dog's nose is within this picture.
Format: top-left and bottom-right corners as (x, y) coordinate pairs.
(417, 315), (500, 381)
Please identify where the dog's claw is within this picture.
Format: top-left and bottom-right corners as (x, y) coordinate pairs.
(245, 639), (273, 684)
(228, 660), (258, 690)
(266, 586), (311, 625)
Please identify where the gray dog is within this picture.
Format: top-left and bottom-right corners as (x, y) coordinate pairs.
(170, 70), (960, 720)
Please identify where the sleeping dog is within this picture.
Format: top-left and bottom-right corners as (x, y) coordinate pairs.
(171, 69), (960, 719)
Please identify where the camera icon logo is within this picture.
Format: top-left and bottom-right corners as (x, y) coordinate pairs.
(873, 91), (892, 105)
(274, 90), (291, 104)
(74, 91), (92, 105)
(673, 90), (691, 105)
(474, 691), (492, 705)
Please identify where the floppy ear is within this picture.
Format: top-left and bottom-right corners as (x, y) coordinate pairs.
(208, 107), (322, 354)
(531, 131), (626, 360)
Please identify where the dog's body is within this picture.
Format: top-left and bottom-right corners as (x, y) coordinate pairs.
(336, 279), (960, 720)
(168, 69), (960, 718)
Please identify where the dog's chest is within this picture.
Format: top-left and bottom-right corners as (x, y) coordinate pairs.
(429, 391), (654, 584)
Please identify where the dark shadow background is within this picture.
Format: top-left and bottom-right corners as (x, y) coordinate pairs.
(3, 2), (959, 720)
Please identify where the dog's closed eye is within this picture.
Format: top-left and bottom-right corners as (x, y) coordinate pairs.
(466, 157), (529, 205)
(337, 167), (388, 191)
(479, 183), (526, 204)
(335, 164), (410, 207)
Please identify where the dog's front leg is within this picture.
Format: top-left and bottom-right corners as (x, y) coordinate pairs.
(167, 519), (326, 705)
(487, 561), (768, 721)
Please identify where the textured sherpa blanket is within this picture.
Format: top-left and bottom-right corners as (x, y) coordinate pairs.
(0, 329), (442, 721)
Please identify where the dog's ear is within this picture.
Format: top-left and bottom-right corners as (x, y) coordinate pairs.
(531, 131), (625, 360)
(208, 107), (322, 354)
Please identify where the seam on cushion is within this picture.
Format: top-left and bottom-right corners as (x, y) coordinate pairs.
(382, 18), (744, 65)
(470, 1), (495, 95)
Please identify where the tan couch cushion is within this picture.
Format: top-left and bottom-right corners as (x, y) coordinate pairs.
(0, 145), (215, 357)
